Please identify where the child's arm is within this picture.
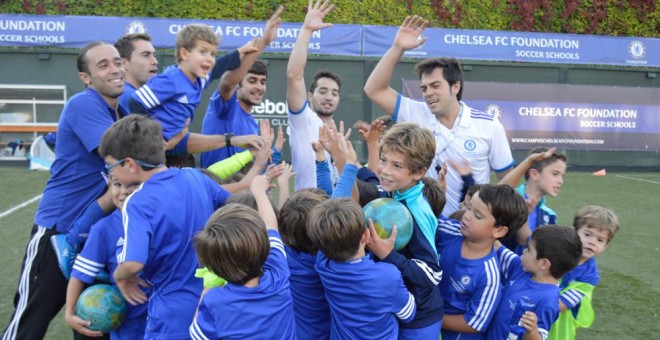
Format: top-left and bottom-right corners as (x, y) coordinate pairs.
(498, 147), (557, 187)
(358, 119), (385, 174)
(276, 162), (295, 209)
(312, 138), (333, 195)
(442, 315), (479, 333)
(63, 187), (114, 249)
(367, 221), (442, 289)
(207, 149), (255, 179)
(113, 262), (148, 306)
(448, 159), (475, 204)
(218, 6), (283, 101)
(65, 277), (103, 337)
(250, 175), (278, 231)
(521, 311), (542, 340)
(221, 142), (272, 193)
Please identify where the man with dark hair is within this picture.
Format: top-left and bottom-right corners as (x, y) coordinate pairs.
(114, 33), (158, 110)
(3, 42), (126, 340)
(364, 15), (514, 216)
(200, 55), (273, 167)
(286, 0), (343, 190)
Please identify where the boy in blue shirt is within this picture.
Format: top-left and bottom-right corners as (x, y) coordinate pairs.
(365, 122), (444, 338)
(190, 175), (296, 339)
(98, 114), (231, 339)
(129, 9), (282, 148)
(437, 184), (528, 339)
(64, 174), (148, 339)
(487, 225), (582, 340)
(278, 190), (331, 338)
(548, 206), (620, 340)
(308, 198), (416, 339)
(501, 147), (567, 254)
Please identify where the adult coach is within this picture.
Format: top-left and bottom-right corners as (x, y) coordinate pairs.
(2, 42), (126, 340)
(363, 16), (514, 215)
(286, 0), (343, 190)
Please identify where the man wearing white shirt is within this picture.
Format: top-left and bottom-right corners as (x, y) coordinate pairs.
(364, 16), (513, 215)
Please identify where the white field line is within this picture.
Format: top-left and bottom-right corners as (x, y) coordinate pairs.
(615, 175), (660, 185)
(0, 194), (42, 219)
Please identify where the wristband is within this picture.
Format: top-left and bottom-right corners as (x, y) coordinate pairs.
(225, 133), (234, 147)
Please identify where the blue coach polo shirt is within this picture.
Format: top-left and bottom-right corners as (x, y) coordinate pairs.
(35, 88), (126, 233)
(200, 91), (259, 168)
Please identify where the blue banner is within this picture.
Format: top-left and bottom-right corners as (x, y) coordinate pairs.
(1, 14), (659, 67)
(0, 14), (361, 55)
(363, 25), (659, 68)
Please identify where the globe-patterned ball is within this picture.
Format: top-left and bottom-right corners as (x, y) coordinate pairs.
(75, 284), (127, 333)
(363, 198), (413, 250)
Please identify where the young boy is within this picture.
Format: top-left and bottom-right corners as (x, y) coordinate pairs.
(502, 147), (567, 254)
(190, 175), (296, 339)
(98, 114), (231, 339)
(129, 8), (281, 147)
(366, 123), (444, 338)
(278, 190), (331, 338)
(548, 206), (620, 340)
(64, 174), (148, 339)
(487, 225), (582, 340)
(437, 184), (528, 339)
(308, 198), (416, 339)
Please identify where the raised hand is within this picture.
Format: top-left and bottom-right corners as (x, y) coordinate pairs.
(274, 125), (286, 152)
(303, 0), (335, 31)
(358, 119), (385, 145)
(231, 134), (264, 150)
(260, 119), (274, 144)
(262, 6), (285, 45)
(393, 15), (429, 51)
(527, 146), (558, 163)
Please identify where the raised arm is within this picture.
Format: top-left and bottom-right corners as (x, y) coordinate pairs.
(250, 175), (278, 231)
(219, 6), (284, 100)
(363, 15), (428, 115)
(498, 147), (557, 187)
(286, 0), (335, 111)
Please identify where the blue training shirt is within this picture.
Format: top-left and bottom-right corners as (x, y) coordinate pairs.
(315, 251), (416, 340)
(131, 67), (209, 140)
(120, 168), (230, 339)
(119, 82), (136, 113)
(285, 247), (330, 339)
(71, 210), (149, 339)
(486, 247), (560, 340)
(35, 88), (125, 233)
(200, 90), (259, 167)
(559, 257), (599, 313)
(436, 217), (502, 339)
(190, 230), (296, 340)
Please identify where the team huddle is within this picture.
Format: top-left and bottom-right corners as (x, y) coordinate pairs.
(2, 1), (620, 340)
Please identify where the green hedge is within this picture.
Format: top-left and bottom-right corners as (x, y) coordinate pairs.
(1, 0), (658, 37)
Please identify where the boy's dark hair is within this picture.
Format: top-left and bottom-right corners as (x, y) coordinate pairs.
(298, 187), (331, 199)
(195, 203), (269, 285)
(278, 191), (327, 253)
(99, 114), (165, 167)
(448, 209), (465, 221)
(308, 199), (365, 262)
(309, 70), (342, 93)
(379, 123), (436, 175)
(524, 147), (568, 180)
(175, 24), (219, 63)
(466, 183), (487, 201)
(414, 57), (464, 101)
(477, 184), (528, 239)
(198, 168), (223, 185)
(421, 177), (445, 218)
(77, 41), (106, 74)
(114, 33), (151, 60)
(356, 180), (379, 207)
(573, 205), (620, 244)
(226, 189), (279, 217)
(531, 225), (582, 279)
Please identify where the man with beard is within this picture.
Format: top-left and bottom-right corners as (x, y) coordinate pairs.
(200, 56), (271, 167)
(286, 0), (343, 190)
(364, 16), (514, 216)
